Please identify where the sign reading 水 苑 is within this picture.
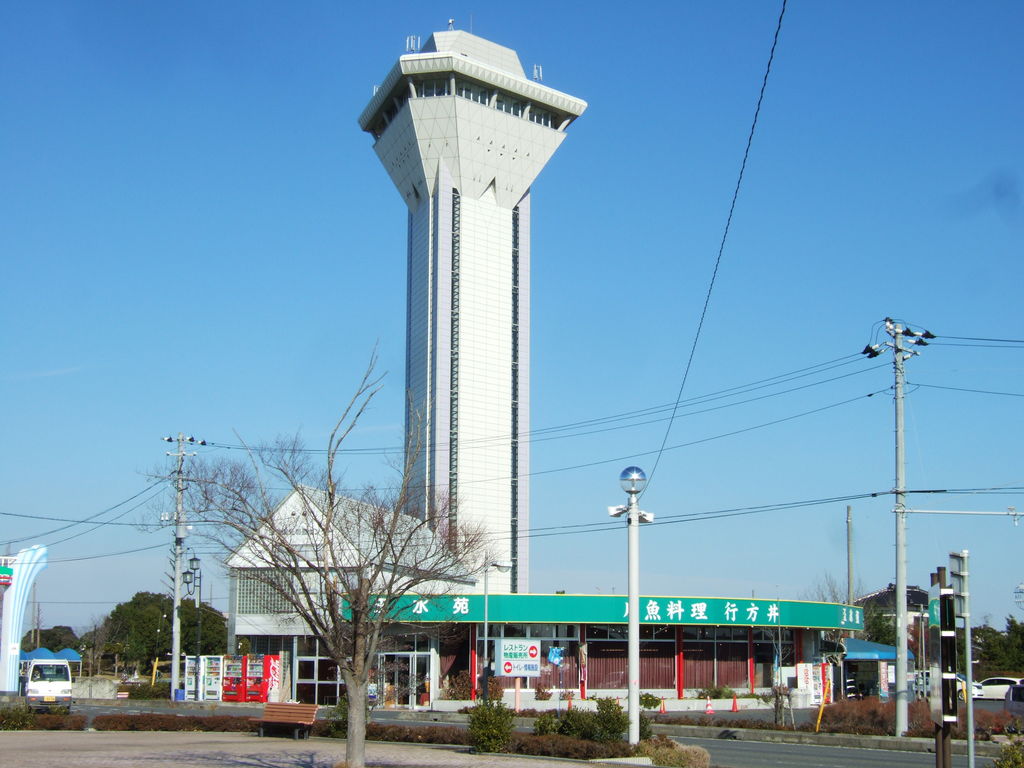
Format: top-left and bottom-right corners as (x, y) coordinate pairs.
(497, 639), (541, 677)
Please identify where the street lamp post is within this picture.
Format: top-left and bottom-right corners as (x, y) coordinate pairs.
(481, 561), (512, 702)
(182, 554), (202, 702)
(609, 466), (653, 745)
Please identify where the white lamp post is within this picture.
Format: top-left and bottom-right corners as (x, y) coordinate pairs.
(609, 466), (653, 745)
(482, 561), (512, 702)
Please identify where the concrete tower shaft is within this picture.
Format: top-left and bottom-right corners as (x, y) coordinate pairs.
(361, 30), (585, 593)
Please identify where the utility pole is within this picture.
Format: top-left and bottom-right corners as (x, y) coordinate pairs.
(162, 433), (205, 701)
(863, 317), (933, 736)
(893, 321), (909, 736)
(846, 505), (854, 605)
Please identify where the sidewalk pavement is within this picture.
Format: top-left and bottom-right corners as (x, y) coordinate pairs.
(1, 730), (609, 768)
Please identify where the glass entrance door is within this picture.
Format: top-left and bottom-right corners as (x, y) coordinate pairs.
(378, 652), (430, 708)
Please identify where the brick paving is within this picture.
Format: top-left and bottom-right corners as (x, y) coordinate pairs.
(1, 730), (603, 768)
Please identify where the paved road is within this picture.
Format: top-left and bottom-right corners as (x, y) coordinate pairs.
(677, 736), (996, 768)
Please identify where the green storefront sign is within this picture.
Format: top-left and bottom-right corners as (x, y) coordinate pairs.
(379, 593), (862, 631)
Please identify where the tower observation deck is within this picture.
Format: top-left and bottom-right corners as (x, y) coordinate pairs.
(360, 30), (586, 593)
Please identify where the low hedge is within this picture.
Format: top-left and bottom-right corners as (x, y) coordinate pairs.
(510, 732), (634, 760)
(0, 706), (86, 731)
(92, 714), (255, 732)
(364, 723), (471, 745)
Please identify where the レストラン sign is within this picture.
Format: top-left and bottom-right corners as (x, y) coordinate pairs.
(497, 639), (541, 677)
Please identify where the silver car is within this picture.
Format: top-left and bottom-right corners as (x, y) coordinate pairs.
(1005, 683), (1024, 718)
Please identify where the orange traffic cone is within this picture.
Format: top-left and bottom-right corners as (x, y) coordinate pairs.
(705, 695), (714, 715)
(731, 693), (739, 712)
(659, 697), (666, 714)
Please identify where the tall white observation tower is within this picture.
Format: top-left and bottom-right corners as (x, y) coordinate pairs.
(359, 30), (585, 593)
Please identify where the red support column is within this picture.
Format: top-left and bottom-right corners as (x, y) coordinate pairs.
(675, 626), (685, 699)
(579, 624), (587, 700)
(747, 628), (755, 694)
(794, 629), (803, 664)
(470, 624), (478, 701)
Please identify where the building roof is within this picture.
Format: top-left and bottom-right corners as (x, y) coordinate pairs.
(844, 637), (915, 661)
(421, 31), (525, 77)
(855, 583), (929, 611)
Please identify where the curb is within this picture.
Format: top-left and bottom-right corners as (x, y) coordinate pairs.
(648, 722), (1003, 757)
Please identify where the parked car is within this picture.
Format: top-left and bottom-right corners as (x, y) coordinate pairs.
(977, 676), (1024, 700)
(1005, 683), (1024, 719)
(957, 674), (983, 701)
(20, 659), (74, 711)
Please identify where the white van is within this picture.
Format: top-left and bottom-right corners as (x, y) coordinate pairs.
(22, 659), (73, 711)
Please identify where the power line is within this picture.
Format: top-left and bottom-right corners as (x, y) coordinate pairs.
(0, 482), (167, 547)
(48, 542), (168, 563)
(529, 390), (883, 483)
(646, 0), (788, 492)
(931, 342), (1024, 349)
(910, 382), (1024, 398)
(203, 352), (873, 457)
(939, 335), (1024, 344)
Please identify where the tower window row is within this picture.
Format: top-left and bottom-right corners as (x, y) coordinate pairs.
(371, 75), (566, 138)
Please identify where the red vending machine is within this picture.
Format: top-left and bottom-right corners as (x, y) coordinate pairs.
(221, 656), (246, 702)
(244, 654), (282, 703)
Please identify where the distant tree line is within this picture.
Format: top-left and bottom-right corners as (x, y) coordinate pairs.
(22, 590), (226, 678)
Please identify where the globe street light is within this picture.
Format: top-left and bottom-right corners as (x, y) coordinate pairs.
(608, 466), (653, 745)
(481, 561), (512, 702)
(182, 554), (202, 702)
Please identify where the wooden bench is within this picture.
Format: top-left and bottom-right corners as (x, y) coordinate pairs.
(251, 702), (320, 740)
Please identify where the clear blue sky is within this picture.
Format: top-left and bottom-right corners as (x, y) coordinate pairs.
(2, 1), (1022, 635)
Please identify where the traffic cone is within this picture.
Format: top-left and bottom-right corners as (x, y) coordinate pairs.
(705, 696), (714, 715)
(659, 697), (666, 714)
(567, 696), (572, 710)
(731, 693), (739, 712)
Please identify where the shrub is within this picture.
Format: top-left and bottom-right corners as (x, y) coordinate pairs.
(468, 700), (514, 753)
(119, 683), (170, 700)
(593, 697), (629, 742)
(443, 669), (502, 701)
(558, 708), (600, 741)
(35, 714), (86, 731)
(92, 713), (254, 732)
(972, 708), (1015, 739)
(0, 707), (85, 732)
(637, 735), (711, 768)
(993, 740), (1024, 768)
(697, 685), (734, 700)
(533, 711), (560, 735)
(639, 712), (653, 741)
(534, 684), (552, 701)
(0, 705), (35, 730)
(639, 692), (661, 710)
(510, 732), (633, 760)
(363, 723), (470, 745)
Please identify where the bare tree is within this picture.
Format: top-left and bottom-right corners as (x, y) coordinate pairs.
(186, 361), (486, 768)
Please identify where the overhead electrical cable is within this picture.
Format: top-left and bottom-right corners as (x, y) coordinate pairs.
(203, 350), (870, 457)
(645, 0), (788, 493)
(0, 482), (167, 547)
(910, 382), (1024, 398)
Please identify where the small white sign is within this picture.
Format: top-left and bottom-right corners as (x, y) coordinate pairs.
(497, 639), (541, 677)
